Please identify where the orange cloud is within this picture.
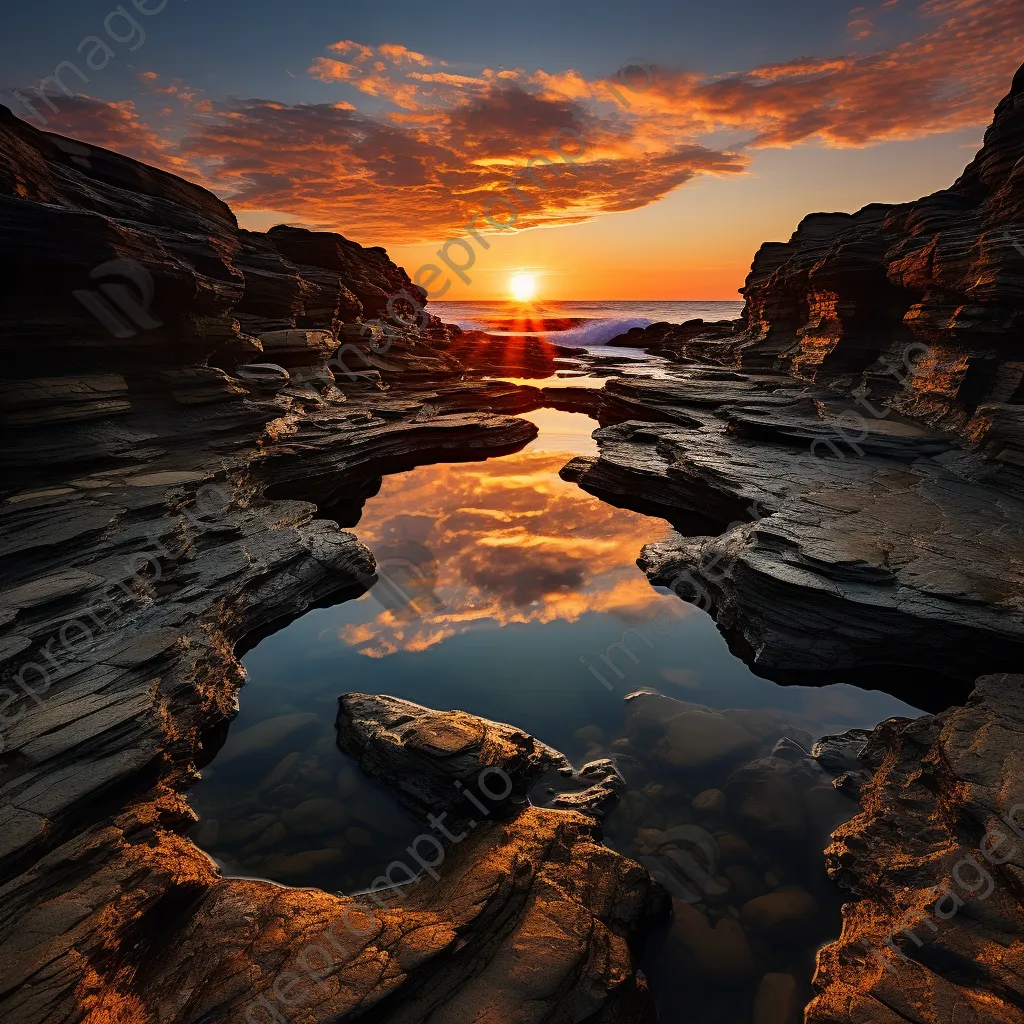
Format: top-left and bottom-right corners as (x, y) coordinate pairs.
(338, 451), (680, 658)
(377, 43), (431, 67)
(308, 58), (360, 83)
(624, 0), (1023, 148)
(137, 72), (202, 107)
(22, 94), (191, 172)
(327, 40), (373, 62)
(847, 17), (876, 39)
(169, 87), (744, 242)
(15, 0), (1022, 247)
(307, 55), (424, 109)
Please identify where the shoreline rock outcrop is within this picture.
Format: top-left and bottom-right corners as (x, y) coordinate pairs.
(612, 62), (1024, 466)
(564, 67), (1024, 704)
(809, 673), (1024, 1024)
(0, 99), (584, 1024)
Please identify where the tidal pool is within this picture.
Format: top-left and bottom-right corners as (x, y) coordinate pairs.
(188, 405), (923, 1022)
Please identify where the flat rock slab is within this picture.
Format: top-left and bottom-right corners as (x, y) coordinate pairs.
(564, 367), (1024, 692)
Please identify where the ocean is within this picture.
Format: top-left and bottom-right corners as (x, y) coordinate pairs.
(430, 299), (745, 348)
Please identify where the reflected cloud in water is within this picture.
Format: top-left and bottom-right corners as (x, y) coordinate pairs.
(345, 449), (680, 658)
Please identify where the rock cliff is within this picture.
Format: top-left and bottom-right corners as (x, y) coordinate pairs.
(736, 64), (1024, 441)
(574, 66), (1024, 697)
(614, 63), (1024, 470)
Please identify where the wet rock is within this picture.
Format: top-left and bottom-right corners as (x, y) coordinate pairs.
(344, 826), (373, 847)
(809, 673), (1024, 1024)
(723, 864), (761, 902)
(274, 848), (344, 877)
(336, 692), (567, 818)
(258, 751), (301, 791)
(547, 758), (626, 817)
(194, 818), (220, 847)
(337, 693), (627, 826)
(726, 759), (812, 848)
(221, 813), (278, 845)
(810, 730), (872, 774)
(218, 713), (321, 764)
(693, 788), (727, 815)
(741, 887), (821, 943)
(635, 828), (670, 851)
(254, 822), (286, 850)
(754, 972), (802, 1024)
(619, 789), (667, 832)
(624, 690), (760, 771)
(668, 901), (758, 983)
(716, 832), (758, 867)
(281, 797), (348, 835)
(811, 729), (874, 799)
(574, 725), (606, 746)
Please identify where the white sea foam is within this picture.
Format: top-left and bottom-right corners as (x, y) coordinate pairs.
(553, 317), (652, 346)
(443, 315), (654, 346)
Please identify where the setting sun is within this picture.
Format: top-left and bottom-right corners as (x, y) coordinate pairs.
(509, 272), (538, 303)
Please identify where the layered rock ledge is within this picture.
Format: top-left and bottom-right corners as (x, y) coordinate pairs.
(810, 673), (1024, 1024)
(560, 369), (1024, 706)
(565, 66), (1024, 706)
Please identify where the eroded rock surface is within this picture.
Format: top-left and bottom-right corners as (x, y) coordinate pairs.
(614, 64), (1024, 451)
(809, 673), (1024, 1024)
(0, 698), (664, 1024)
(1, 96), (668, 1024)
(561, 367), (1024, 701)
(338, 693), (626, 821)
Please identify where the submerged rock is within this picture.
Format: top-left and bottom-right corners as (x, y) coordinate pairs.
(337, 692), (627, 822)
(754, 972), (802, 1024)
(741, 888), (821, 943)
(668, 900), (758, 983)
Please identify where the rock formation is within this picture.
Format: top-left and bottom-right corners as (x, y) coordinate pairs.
(560, 369), (1024, 706)
(0, 103), (610, 1024)
(809, 673), (1024, 1024)
(565, 67), (1024, 704)
(613, 62), (1024, 463)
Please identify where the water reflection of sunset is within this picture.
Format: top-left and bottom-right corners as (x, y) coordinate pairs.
(342, 450), (682, 658)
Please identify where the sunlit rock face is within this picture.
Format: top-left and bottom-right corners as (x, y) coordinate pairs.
(610, 64), (1024, 456)
(809, 673), (1024, 1024)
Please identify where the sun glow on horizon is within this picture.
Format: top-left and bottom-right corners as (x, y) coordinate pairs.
(509, 272), (538, 303)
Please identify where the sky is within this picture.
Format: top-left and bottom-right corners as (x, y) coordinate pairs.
(2, 0), (1021, 300)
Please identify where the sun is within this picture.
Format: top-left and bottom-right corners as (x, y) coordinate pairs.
(509, 272), (538, 303)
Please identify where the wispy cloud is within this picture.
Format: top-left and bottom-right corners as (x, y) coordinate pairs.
(13, 0), (1022, 244)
